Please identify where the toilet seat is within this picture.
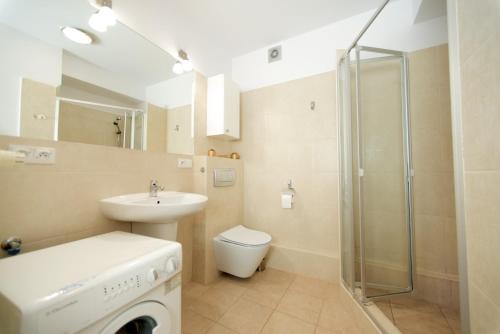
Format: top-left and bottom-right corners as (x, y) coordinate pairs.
(219, 225), (271, 247)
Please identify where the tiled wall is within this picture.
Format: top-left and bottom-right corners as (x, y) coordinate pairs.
(147, 103), (168, 153)
(58, 101), (125, 148)
(20, 79), (56, 140)
(192, 156), (243, 284)
(409, 44), (458, 308)
(233, 71), (339, 282)
(455, 0), (500, 331)
(0, 135), (194, 282)
(167, 104), (194, 155)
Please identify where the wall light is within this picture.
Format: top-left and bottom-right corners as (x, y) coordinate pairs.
(172, 62), (184, 75)
(88, 0), (117, 32)
(61, 26), (93, 44)
(172, 50), (193, 75)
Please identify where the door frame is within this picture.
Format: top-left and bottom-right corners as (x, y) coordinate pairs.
(353, 45), (415, 303)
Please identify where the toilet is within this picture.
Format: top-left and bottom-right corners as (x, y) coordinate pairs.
(213, 225), (272, 278)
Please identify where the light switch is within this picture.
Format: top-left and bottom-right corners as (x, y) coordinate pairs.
(177, 158), (193, 169)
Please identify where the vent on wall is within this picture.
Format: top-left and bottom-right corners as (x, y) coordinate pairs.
(268, 45), (282, 63)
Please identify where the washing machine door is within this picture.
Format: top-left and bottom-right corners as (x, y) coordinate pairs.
(100, 301), (171, 334)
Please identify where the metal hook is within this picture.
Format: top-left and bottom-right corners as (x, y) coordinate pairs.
(310, 101), (316, 111)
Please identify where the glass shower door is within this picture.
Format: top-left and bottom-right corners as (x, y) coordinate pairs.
(354, 45), (414, 300)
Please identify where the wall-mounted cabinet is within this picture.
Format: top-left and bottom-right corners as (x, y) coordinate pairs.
(207, 74), (240, 140)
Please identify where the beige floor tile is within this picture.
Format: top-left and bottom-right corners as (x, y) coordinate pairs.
(314, 327), (337, 334)
(260, 311), (316, 334)
(391, 301), (442, 320)
(189, 286), (241, 321)
(323, 283), (343, 301)
(212, 277), (248, 297)
(318, 299), (359, 333)
(440, 308), (461, 334)
(218, 299), (273, 334)
(241, 285), (282, 309)
(182, 294), (197, 310)
(184, 282), (210, 298)
(207, 324), (239, 334)
(394, 312), (453, 334)
(390, 296), (440, 315)
(289, 275), (331, 299)
(277, 290), (323, 324)
(182, 308), (215, 334)
(256, 268), (296, 285)
(242, 277), (289, 308)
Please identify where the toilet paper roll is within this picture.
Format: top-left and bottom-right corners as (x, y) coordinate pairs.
(281, 192), (294, 209)
(0, 150), (25, 167)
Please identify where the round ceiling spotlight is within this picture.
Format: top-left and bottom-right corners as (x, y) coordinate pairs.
(97, 6), (117, 26)
(88, 0), (117, 32)
(172, 49), (193, 75)
(61, 27), (93, 44)
(89, 12), (108, 32)
(172, 61), (184, 75)
(181, 59), (193, 72)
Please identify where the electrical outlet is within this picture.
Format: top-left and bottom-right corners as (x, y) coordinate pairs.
(8, 145), (56, 164)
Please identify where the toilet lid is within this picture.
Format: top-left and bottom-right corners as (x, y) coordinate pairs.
(219, 225), (272, 246)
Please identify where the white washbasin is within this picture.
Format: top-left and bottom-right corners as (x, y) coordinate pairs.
(100, 191), (208, 223)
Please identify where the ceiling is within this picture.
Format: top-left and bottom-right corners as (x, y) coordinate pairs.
(0, 0), (177, 86)
(113, 0), (384, 76)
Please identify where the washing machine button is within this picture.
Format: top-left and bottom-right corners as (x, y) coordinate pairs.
(147, 268), (159, 283)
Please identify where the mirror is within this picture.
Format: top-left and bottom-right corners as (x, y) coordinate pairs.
(0, 0), (194, 155)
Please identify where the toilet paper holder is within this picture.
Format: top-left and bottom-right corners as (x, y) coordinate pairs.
(281, 180), (296, 209)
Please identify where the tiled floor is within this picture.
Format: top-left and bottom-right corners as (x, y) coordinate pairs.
(375, 297), (461, 334)
(181, 268), (363, 334)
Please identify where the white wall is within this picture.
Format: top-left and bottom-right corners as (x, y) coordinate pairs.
(146, 72), (194, 108)
(62, 52), (146, 102)
(232, 0), (448, 91)
(0, 24), (62, 136)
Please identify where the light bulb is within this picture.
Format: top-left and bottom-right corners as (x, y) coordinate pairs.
(89, 12), (107, 32)
(181, 59), (193, 72)
(172, 62), (184, 74)
(99, 6), (117, 26)
(61, 27), (93, 44)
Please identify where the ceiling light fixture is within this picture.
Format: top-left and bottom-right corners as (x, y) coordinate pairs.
(61, 26), (93, 44)
(172, 50), (193, 75)
(88, 0), (117, 32)
(89, 12), (108, 32)
(172, 62), (184, 75)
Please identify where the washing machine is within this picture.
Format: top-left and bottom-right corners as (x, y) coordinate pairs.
(0, 231), (182, 334)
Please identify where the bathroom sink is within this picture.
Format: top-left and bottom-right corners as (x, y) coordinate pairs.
(100, 192), (208, 223)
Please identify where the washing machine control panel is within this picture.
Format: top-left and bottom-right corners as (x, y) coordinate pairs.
(101, 253), (181, 309)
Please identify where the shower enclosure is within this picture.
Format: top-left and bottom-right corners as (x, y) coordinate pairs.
(338, 43), (414, 302)
(55, 98), (145, 150)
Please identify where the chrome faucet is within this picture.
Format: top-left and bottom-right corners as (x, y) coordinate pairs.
(150, 180), (164, 197)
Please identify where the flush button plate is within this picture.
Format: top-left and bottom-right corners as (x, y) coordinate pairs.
(213, 168), (235, 187)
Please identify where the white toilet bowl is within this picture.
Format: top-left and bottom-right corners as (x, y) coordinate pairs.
(213, 225), (272, 278)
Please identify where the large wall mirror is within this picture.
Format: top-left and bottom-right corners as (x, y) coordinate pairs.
(0, 0), (194, 155)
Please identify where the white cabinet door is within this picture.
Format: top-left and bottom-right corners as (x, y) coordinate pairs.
(207, 74), (240, 140)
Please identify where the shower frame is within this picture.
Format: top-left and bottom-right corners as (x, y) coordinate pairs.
(337, 0), (415, 304)
(54, 97), (145, 150)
